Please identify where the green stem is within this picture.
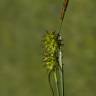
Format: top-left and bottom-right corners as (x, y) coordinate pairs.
(58, 34), (64, 96)
(54, 71), (60, 96)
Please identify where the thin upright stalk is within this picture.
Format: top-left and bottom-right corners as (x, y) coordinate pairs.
(57, 1), (69, 95)
(58, 34), (64, 96)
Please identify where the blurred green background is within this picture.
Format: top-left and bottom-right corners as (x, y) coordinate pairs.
(0, 0), (96, 96)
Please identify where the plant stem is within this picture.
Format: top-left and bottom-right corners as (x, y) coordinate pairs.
(58, 34), (64, 96)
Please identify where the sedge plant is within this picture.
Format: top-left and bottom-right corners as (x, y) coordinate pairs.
(42, 0), (69, 96)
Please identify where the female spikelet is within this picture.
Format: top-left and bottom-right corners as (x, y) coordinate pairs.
(42, 31), (59, 72)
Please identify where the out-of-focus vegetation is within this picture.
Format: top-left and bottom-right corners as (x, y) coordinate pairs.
(0, 0), (96, 96)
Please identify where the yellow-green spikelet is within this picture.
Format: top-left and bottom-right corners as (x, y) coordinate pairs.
(42, 31), (59, 72)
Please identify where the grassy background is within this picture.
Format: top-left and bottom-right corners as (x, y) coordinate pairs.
(0, 0), (96, 96)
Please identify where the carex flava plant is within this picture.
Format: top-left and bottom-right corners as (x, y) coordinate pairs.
(42, 0), (69, 96)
